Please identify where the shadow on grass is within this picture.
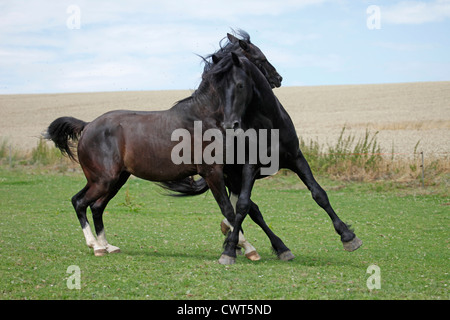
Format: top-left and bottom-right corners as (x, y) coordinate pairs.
(112, 246), (360, 268)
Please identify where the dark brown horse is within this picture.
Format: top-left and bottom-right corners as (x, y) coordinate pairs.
(45, 53), (262, 258)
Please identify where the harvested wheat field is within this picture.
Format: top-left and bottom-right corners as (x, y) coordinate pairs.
(0, 81), (449, 159)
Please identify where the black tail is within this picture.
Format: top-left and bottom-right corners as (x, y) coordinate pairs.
(44, 116), (88, 161)
(156, 176), (210, 197)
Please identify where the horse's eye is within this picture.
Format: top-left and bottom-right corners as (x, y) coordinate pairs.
(237, 83), (244, 89)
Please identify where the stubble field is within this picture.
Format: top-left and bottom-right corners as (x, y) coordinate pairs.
(1, 81), (449, 157)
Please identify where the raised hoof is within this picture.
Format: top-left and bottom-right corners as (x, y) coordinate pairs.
(220, 220), (230, 235)
(278, 250), (295, 261)
(218, 254), (236, 265)
(245, 250), (261, 261)
(94, 248), (108, 256)
(343, 236), (363, 252)
(106, 245), (121, 254)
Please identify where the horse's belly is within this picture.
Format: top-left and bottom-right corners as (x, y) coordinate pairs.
(127, 154), (197, 182)
(122, 127), (197, 181)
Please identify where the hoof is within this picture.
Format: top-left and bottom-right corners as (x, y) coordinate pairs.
(245, 250), (261, 261)
(220, 220), (230, 235)
(218, 254), (236, 265)
(278, 250), (295, 261)
(236, 247), (243, 256)
(94, 248), (108, 256)
(106, 244), (121, 254)
(343, 236), (363, 252)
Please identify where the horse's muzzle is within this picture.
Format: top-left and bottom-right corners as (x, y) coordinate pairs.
(271, 75), (283, 88)
(222, 121), (241, 130)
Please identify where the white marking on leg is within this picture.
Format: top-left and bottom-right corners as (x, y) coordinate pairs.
(224, 193), (259, 258)
(96, 229), (108, 247)
(229, 192), (238, 212)
(82, 223), (98, 248)
(238, 231), (257, 256)
(81, 224), (107, 256)
(222, 218), (231, 233)
(106, 244), (120, 253)
(97, 229), (120, 253)
(226, 222), (258, 258)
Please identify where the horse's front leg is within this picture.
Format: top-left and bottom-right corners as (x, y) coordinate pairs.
(222, 164), (258, 264)
(247, 200), (295, 261)
(200, 165), (239, 264)
(221, 193), (260, 261)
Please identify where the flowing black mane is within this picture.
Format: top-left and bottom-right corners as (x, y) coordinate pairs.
(175, 28), (280, 112)
(173, 52), (241, 114)
(216, 29), (251, 56)
(202, 29), (250, 74)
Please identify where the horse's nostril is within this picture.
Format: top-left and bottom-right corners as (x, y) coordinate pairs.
(222, 121), (241, 130)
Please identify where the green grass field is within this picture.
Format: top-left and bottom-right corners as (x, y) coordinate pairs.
(0, 167), (448, 300)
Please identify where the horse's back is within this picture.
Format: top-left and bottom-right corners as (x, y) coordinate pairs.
(78, 109), (196, 182)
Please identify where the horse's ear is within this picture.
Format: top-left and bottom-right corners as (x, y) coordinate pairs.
(227, 33), (238, 43)
(231, 52), (241, 67)
(239, 39), (249, 51)
(211, 54), (221, 64)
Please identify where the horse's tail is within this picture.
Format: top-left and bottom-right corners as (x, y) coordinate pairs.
(156, 176), (210, 197)
(44, 116), (88, 161)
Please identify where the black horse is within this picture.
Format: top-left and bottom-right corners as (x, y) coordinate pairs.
(161, 53), (362, 264)
(211, 29), (282, 89)
(45, 52), (266, 259)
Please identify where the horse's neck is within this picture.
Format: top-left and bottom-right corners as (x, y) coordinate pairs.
(171, 89), (221, 125)
(251, 89), (299, 149)
(253, 88), (284, 127)
(274, 96), (295, 128)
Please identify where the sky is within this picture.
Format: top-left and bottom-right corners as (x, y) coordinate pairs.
(1, 0), (449, 94)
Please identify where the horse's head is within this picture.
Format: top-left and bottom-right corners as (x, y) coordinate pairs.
(227, 31), (282, 89)
(222, 52), (255, 130)
(205, 52), (254, 130)
(207, 52), (265, 131)
(206, 50), (273, 131)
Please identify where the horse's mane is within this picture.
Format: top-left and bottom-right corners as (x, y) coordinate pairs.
(202, 29), (250, 74)
(172, 51), (241, 118)
(172, 29), (254, 117)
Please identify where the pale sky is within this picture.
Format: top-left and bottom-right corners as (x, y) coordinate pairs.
(1, 0), (449, 93)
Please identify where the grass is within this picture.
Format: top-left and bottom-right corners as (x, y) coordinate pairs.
(0, 167), (448, 300)
(0, 133), (448, 299)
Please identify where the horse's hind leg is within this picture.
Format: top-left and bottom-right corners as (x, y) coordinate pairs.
(290, 152), (362, 251)
(72, 184), (108, 256)
(71, 170), (129, 256)
(90, 171), (130, 254)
